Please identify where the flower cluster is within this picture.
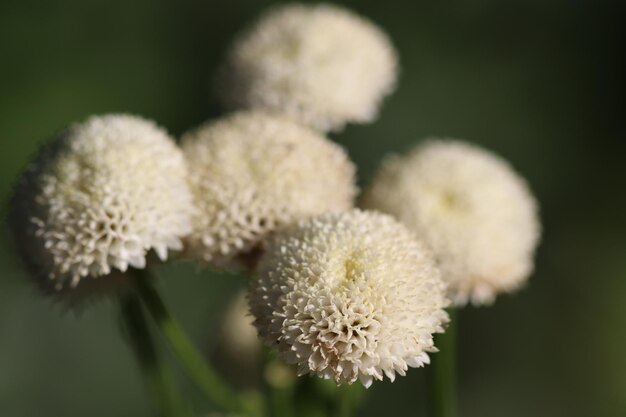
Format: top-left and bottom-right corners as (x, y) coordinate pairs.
(8, 2), (540, 391)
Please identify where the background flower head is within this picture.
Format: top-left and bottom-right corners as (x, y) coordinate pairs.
(212, 290), (262, 387)
(182, 111), (357, 268)
(217, 3), (398, 132)
(361, 140), (540, 305)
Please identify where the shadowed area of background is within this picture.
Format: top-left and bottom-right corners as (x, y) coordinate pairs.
(0, 0), (624, 416)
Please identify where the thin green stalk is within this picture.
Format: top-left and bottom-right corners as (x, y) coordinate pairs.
(119, 293), (186, 417)
(130, 268), (257, 417)
(335, 383), (364, 417)
(336, 386), (352, 417)
(430, 307), (458, 417)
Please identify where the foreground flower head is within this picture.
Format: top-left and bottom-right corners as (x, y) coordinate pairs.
(218, 3), (398, 132)
(361, 140), (540, 305)
(181, 111), (356, 267)
(9, 114), (193, 294)
(249, 210), (449, 387)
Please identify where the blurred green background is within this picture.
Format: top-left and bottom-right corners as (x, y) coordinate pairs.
(1, 0), (624, 416)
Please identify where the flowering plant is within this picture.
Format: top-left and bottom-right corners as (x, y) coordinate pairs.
(7, 4), (539, 417)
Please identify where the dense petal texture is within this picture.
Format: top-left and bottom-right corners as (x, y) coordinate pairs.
(182, 111), (356, 267)
(361, 140), (541, 305)
(218, 3), (398, 132)
(250, 210), (449, 387)
(9, 114), (193, 295)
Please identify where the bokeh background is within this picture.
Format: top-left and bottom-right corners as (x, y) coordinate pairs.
(1, 0), (624, 416)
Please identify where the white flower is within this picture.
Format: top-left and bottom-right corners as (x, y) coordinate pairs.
(218, 3), (398, 132)
(249, 210), (449, 387)
(361, 139), (541, 305)
(181, 111), (356, 268)
(9, 114), (193, 294)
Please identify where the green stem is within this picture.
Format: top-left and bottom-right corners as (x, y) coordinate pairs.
(335, 383), (364, 417)
(336, 386), (352, 417)
(431, 308), (458, 417)
(119, 293), (186, 417)
(130, 268), (255, 417)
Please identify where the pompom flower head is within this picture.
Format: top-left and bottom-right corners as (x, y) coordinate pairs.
(249, 210), (449, 387)
(361, 140), (541, 305)
(181, 111), (356, 267)
(9, 114), (193, 297)
(218, 3), (398, 132)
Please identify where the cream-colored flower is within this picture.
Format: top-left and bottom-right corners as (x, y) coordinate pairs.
(249, 210), (449, 387)
(181, 111), (356, 267)
(361, 139), (540, 305)
(9, 114), (193, 294)
(218, 3), (398, 132)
